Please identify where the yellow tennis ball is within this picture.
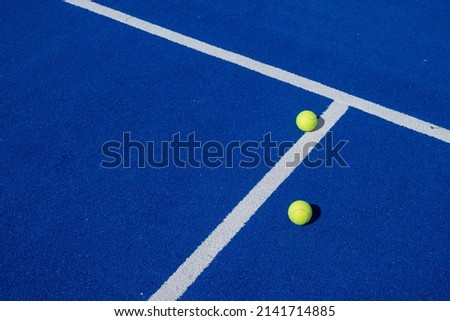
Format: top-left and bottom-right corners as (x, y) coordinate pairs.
(296, 110), (318, 132)
(288, 200), (313, 225)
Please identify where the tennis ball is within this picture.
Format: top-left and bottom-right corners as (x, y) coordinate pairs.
(296, 110), (318, 132)
(288, 200), (313, 225)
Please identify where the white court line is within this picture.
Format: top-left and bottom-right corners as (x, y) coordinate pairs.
(150, 102), (349, 300)
(65, 0), (450, 144)
(63, 0), (450, 300)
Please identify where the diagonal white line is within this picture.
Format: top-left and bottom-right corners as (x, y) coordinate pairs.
(64, 0), (450, 144)
(150, 102), (349, 300)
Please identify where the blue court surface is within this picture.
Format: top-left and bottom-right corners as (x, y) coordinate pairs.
(1, 1), (449, 300)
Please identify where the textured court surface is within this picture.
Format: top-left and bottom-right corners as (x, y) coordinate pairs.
(1, 1), (449, 300)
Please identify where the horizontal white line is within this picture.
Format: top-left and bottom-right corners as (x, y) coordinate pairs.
(65, 0), (450, 144)
(149, 102), (349, 300)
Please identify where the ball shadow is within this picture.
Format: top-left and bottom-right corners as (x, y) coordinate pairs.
(314, 117), (325, 131)
(308, 204), (322, 225)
